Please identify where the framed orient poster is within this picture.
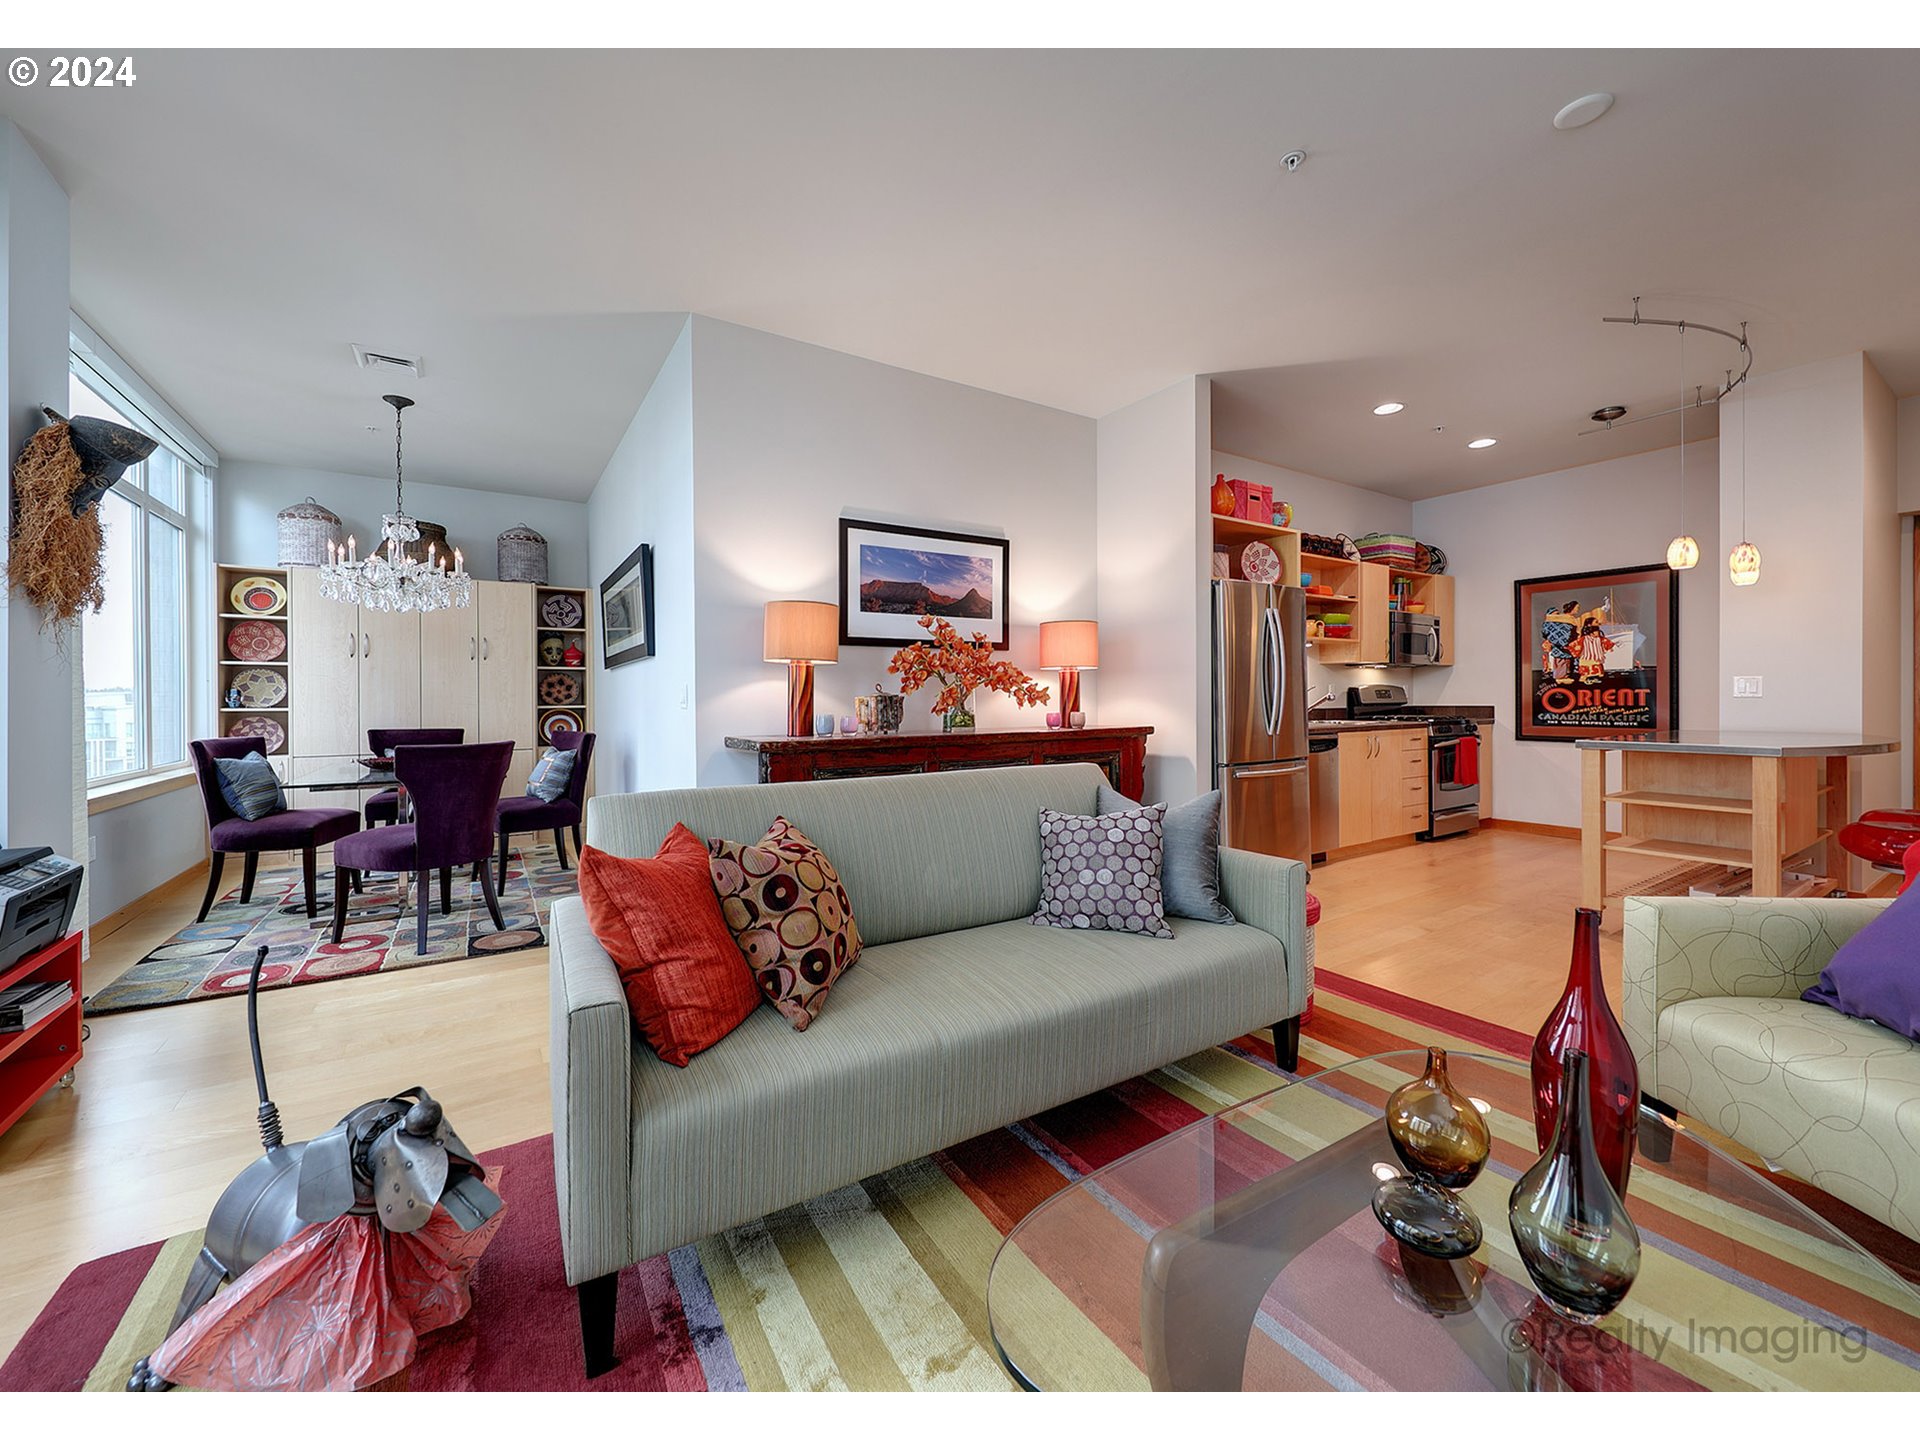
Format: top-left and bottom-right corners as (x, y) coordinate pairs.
(1514, 564), (1678, 742)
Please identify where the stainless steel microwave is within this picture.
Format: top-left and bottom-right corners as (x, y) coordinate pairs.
(1389, 612), (1443, 666)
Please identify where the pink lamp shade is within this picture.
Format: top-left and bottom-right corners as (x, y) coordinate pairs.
(764, 601), (839, 738)
(1039, 620), (1097, 720)
(1038, 620), (1098, 672)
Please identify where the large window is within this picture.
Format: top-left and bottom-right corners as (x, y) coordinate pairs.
(72, 371), (196, 784)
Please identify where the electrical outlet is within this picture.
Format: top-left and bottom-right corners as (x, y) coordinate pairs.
(1733, 675), (1763, 698)
(88, 834), (99, 861)
(679, 684), (689, 710)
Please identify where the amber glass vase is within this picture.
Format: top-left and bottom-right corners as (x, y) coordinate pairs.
(1385, 1047), (1492, 1187)
(1509, 1050), (1642, 1321)
(1532, 907), (1639, 1197)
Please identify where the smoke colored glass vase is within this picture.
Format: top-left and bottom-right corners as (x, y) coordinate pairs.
(1532, 907), (1639, 1197)
(1385, 1047), (1492, 1187)
(1509, 1049), (1642, 1321)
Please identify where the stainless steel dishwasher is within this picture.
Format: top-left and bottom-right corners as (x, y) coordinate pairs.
(1308, 735), (1339, 862)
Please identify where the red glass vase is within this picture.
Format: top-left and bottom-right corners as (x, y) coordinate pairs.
(1530, 907), (1639, 1196)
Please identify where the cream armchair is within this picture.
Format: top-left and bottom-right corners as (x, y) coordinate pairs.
(1623, 895), (1920, 1242)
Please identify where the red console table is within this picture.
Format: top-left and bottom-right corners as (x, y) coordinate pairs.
(725, 726), (1153, 801)
(0, 930), (83, 1140)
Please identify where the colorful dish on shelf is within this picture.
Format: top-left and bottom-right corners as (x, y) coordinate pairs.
(1238, 542), (1282, 584)
(227, 716), (286, 753)
(225, 618), (287, 662)
(540, 593), (583, 628)
(539, 709), (582, 743)
(539, 672), (584, 707)
(229, 575), (288, 615)
(229, 667), (288, 708)
(1323, 624), (1355, 639)
(1319, 612), (1351, 625)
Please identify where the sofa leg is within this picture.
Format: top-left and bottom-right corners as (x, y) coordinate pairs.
(1271, 1016), (1301, 1073)
(578, 1272), (619, 1378)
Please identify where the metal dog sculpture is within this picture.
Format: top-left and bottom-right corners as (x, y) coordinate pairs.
(129, 946), (501, 1390)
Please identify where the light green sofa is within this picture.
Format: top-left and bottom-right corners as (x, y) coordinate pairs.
(548, 763), (1308, 1376)
(1622, 894), (1920, 1242)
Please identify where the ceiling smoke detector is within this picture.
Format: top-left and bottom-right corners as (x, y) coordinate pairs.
(351, 344), (422, 378)
(1590, 404), (1628, 424)
(1280, 150), (1307, 173)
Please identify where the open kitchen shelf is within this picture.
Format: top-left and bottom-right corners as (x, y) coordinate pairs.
(1604, 829), (1834, 872)
(1604, 789), (1755, 815)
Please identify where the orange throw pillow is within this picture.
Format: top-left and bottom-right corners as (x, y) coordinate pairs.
(577, 825), (762, 1066)
(707, 817), (862, 1030)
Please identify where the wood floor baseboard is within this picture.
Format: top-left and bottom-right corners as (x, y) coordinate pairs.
(90, 859), (208, 943)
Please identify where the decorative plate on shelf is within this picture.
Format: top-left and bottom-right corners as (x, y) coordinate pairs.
(229, 575), (288, 615)
(1239, 541), (1282, 584)
(227, 716), (286, 754)
(230, 667), (288, 708)
(539, 709), (582, 743)
(225, 618), (287, 662)
(539, 672), (583, 706)
(540, 592), (583, 628)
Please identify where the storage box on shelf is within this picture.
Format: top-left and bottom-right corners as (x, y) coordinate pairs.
(0, 931), (82, 1139)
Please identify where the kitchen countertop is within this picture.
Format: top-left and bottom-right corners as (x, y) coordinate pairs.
(1571, 731), (1900, 758)
(1308, 719), (1430, 734)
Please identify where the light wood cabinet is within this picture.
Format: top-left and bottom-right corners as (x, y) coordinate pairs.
(419, 603), (480, 734)
(1334, 728), (1430, 848)
(356, 606), (422, 732)
(284, 567), (361, 757)
(478, 582), (535, 748)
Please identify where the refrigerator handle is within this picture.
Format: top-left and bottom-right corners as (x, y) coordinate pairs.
(1259, 607), (1279, 735)
(1270, 604), (1288, 737)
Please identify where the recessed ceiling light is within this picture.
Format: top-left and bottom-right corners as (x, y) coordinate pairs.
(1372, 402), (1405, 416)
(1467, 437), (1498, 449)
(1553, 92), (1615, 131)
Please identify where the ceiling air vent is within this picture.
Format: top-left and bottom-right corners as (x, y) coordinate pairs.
(351, 344), (422, 378)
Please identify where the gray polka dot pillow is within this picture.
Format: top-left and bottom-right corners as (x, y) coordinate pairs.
(1032, 805), (1174, 939)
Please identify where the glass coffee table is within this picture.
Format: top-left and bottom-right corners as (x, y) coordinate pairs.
(986, 1050), (1920, 1391)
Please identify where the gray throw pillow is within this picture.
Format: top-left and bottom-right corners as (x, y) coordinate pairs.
(213, 752), (287, 822)
(525, 747), (578, 803)
(1032, 805), (1174, 939)
(1096, 785), (1234, 924)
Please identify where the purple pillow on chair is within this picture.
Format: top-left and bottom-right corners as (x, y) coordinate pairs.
(1802, 884), (1920, 1039)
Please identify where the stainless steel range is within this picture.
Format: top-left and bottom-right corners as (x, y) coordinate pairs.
(1345, 684), (1482, 840)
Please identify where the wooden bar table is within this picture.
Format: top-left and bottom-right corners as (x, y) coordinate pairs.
(725, 726), (1153, 800)
(1574, 731), (1900, 911)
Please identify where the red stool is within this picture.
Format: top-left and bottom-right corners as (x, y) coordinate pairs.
(1905, 840), (1920, 895)
(1838, 809), (1920, 875)
(1301, 890), (1321, 1026)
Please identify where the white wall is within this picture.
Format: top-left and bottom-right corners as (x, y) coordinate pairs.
(218, 461), (590, 585)
(1861, 360), (1901, 816)
(1211, 448), (1415, 709)
(1404, 440), (1721, 828)
(688, 318), (1098, 787)
(1098, 381), (1211, 803)
(87, 786), (204, 919)
(587, 318), (697, 796)
(1896, 394), (1920, 514)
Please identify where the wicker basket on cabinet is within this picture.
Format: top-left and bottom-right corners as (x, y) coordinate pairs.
(276, 497), (342, 567)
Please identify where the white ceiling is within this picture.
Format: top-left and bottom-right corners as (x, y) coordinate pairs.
(5, 49), (1919, 501)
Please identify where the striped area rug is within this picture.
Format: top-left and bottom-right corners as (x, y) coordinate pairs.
(4, 979), (1913, 1391)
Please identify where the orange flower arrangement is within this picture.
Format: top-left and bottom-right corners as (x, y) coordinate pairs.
(888, 615), (1050, 717)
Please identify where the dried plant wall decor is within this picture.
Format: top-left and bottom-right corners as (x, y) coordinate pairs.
(6, 405), (156, 626)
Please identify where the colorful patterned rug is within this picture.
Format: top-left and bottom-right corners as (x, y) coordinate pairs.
(9, 980), (1917, 1391)
(85, 842), (575, 1016)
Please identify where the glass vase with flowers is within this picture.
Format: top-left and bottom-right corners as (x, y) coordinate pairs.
(888, 615), (1051, 732)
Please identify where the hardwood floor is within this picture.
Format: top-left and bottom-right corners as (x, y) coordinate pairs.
(0, 825), (1749, 1361)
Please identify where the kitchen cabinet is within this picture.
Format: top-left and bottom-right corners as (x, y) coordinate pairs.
(1334, 728), (1429, 848)
(419, 602), (481, 734)
(357, 606), (423, 732)
(284, 566), (361, 756)
(478, 582), (536, 748)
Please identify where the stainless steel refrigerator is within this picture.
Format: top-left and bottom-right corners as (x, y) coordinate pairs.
(1212, 580), (1311, 866)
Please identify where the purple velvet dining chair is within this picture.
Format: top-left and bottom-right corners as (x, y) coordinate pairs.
(189, 737), (361, 922)
(496, 730), (595, 889)
(364, 727), (465, 825)
(331, 741), (515, 954)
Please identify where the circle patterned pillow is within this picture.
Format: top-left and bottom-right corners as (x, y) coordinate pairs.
(1032, 805), (1174, 939)
(707, 816), (862, 1030)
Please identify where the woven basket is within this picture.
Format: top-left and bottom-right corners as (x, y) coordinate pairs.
(1354, 532), (1418, 566)
(402, 519), (452, 568)
(276, 496), (342, 567)
(496, 523), (549, 584)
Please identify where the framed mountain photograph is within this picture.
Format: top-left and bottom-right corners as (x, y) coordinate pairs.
(838, 518), (1011, 649)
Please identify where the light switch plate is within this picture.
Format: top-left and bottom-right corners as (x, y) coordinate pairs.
(1733, 675), (1763, 698)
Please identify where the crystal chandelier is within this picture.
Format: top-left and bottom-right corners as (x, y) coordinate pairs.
(318, 395), (473, 613)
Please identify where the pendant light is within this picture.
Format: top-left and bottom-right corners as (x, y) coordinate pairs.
(1666, 325), (1699, 570)
(1728, 381), (1761, 586)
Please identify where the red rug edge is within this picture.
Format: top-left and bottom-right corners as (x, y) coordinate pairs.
(1314, 969), (1532, 1057)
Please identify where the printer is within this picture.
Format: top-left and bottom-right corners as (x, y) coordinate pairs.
(0, 846), (84, 970)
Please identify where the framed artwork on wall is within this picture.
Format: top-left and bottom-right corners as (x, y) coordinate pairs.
(1514, 563), (1678, 742)
(837, 517), (1011, 650)
(600, 542), (655, 668)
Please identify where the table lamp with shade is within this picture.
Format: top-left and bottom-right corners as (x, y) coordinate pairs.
(764, 600), (839, 737)
(1038, 620), (1098, 720)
